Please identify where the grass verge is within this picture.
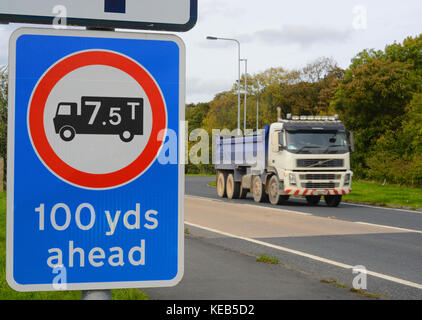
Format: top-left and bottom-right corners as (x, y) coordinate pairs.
(207, 178), (422, 210)
(0, 191), (148, 300)
(343, 180), (422, 210)
(208, 180), (216, 188)
(321, 279), (382, 299)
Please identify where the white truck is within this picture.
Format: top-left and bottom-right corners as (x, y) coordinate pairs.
(214, 109), (354, 207)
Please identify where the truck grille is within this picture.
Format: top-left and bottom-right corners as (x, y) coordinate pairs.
(297, 159), (344, 168)
(299, 174), (341, 180)
(302, 182), (338, 189)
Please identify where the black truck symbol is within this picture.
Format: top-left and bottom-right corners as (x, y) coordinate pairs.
(53, 96), (143, 142)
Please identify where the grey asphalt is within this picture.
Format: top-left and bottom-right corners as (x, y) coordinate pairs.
(145, 232), (367, 300)
(162, 176), (422, 300)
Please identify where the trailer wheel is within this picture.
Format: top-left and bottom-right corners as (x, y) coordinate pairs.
(325, 195), (342, 207)
(226, 173), (241, 199)
(59, 126), (76, 142)
(239, 184), (248, 199)
(120, 130), (134, 142)
(306, 195), (321, 206)
(252, 176), (268, 203)
(216, 171), (227, 198)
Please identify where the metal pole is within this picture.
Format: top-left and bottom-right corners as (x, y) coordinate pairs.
(236, 42), (241, 136)
(206, 36), (241, 135)
(82, 290), (111, 300)
(243, 59), (247, 134)
(256, 80), (260, 131)
(82, 25), (114, 302)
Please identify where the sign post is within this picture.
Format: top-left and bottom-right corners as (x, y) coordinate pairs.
(7, 27), (185, 293)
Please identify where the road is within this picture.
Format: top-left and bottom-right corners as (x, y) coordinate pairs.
(146, 176), (422, 300)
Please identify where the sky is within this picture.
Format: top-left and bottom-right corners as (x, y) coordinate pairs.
(0, 0), (421, 104)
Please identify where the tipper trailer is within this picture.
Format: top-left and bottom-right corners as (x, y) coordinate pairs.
(214, 110), (354, 207)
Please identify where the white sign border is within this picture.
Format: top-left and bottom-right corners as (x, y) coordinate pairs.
(6, 27), (185, 292)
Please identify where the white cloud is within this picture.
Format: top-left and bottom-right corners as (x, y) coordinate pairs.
(186, 76), (233, 104)
(198, 0), (247, 23)
(238, 25), (352, 48)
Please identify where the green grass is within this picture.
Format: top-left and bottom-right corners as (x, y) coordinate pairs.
(208, 180), (216, 188)
(320, 278), (348, 289)
(321, 279), (382, 299)
(186, 173), (215, 177)
(206, 177), (422, 210)
(0, 191), (148, 300)
(343, 180), (422, 210)
(256, 254), (279, 265)
(349, 287), (382, 299)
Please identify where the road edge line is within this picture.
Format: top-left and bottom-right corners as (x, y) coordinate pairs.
(185, 221), (422, 290)
(354, 221), (422, 234)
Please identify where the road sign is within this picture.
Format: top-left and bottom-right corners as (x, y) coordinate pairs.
(7, 28), (185, 291)
(0, 0), (197, 32)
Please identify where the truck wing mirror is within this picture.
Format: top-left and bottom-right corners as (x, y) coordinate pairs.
(272, 131), (282, 152)
(348, 131), (355, 152)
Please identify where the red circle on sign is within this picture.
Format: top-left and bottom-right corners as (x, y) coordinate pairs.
(28, 50), (167, 189)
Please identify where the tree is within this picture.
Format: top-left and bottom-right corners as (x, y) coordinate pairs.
(332, 34), (422, 183)
(333, 58), (419, 139)
(384, 35), (422, 72)
(402, 93), (422, 157)
(186, 102), (209, 133)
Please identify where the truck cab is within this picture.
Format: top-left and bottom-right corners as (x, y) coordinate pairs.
(267, 114), (353, 207)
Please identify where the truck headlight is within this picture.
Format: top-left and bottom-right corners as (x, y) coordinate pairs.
(289, 173), (297, 185)
(344, 174), (351, 186)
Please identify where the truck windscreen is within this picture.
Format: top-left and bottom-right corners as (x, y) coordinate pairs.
(285, 130), (349, 154)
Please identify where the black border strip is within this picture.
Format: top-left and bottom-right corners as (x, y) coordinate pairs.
(0, 0), (197, 32)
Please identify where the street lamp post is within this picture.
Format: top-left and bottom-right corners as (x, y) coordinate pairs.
(240, 58), (248, 134)
(206, 36), (241, 135)
(256, 80), (261, 131)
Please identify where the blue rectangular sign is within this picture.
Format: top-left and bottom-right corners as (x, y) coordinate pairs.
(7, 28), (185, 291)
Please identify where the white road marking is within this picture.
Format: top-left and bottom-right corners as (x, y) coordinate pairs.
(343, 201), (422, 214)
(354, 221), (422, 234)
(186, 195), (224, 202)
(185, 221), (422, 290)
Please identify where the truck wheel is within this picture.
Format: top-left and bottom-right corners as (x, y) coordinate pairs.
(252, 176), (268, 203)
(216, 171), (227, 198)
(226, 173), (241, 199)
(239, 185), (248, 199)
(59, 126), (76, 142)
(306, 196), (321, 206)
(325, 195), (342, 207)
(120, 130), (134, 142)
(268, 175), (284, 205)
